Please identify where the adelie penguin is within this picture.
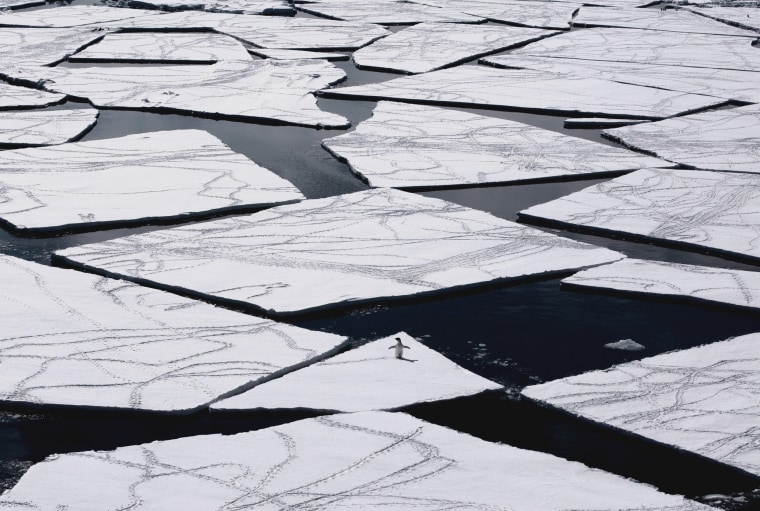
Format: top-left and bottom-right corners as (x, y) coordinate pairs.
(389, 337), (410, 359)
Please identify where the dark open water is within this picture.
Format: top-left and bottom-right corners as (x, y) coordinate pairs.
(1, 3), (759, 507)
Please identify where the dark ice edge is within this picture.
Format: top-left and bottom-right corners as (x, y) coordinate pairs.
(248, 49), (350, 61)
(0, 110), (99, 149)
(120, 0), (296, 16)
(294, 5), (486, 26)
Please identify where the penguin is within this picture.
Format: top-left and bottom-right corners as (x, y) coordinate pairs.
(389, 337), (410, 359)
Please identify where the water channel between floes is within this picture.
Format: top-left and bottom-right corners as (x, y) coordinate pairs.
(1, 3), (759, 508)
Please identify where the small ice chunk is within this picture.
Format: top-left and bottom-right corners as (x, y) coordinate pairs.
(604, 339), (645, 351)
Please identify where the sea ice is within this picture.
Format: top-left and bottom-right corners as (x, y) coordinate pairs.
(686, 6), (760, 32)
(54, 188), (623, 316)
(122, 0), (293, 15)
(69, 32), (252, 63)
(212, 332), (502, 412)
(564, 258), (760, 312)
(0, 411), (717, 510)
(5, 59), (348, 128)
(604, 339), (646, 351)
(352, 22), (557, 74)
(0, 129), (304, 234)
(0, 108), (98, 147)
(0, 5), (161, 27)
(520, 168), (760, 263)
(564, 118), (648, 129)
(0, 27), (110, 66)
(249, 48), (348, 61)
(0, 255), (346, 413)
(410, 0), (580, 29)
(523, 333), (760, 478)
(296, 1), (482, 24)
(319, 65), (727, 119)
(603, 104), (760, 174)
(322, 101), (669, 189)
(0, 82), (64, 109)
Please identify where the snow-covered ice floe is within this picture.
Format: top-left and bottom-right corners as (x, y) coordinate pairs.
(296, 1), (482, 24)
(603, 104), (760, 174)
(409, 0), (580, 29)
(523, 333), (760, 478)
(0, 410), (717, 510)
(0, 129), (304, 234)
(564, 258), (760, 312)
(322, 102), (669, 189)
(121, 0), (293, 14)
(212, 332), (502, 413)
(519, 168), (760, 263)
(604, 339), (646, 351)
(353, 22), (557, 74)
(0, 5), (161, 27)
(0, 108), (98, 147)
(0, 27), (109, 66)
(4, 59), (348, 128)
(318, 65), (726, 119)
(0, 255), (346, 413)
(0, 82), (64, 109)
(249, 48), (348, 61)
(685, 6), (760, 32)
(54, 188), (623, 316)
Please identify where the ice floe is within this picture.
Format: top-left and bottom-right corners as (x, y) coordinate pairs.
(296, 1), (482, 24)
(352, 22), (557, 74)
(0, 5), (161, 27)
(5, 59), (348, 128)
(54, 188), (623, 316)
(0, 129), (304, 234)
(685, 6), (760, 32)
(319, 65), (727, 119)
(604, 339), (645, 351)
(410, 0), (580, 29)
(0, 108), (98, 147)
(0, 410), (716, 510)
(523, 333), (760, 478)
(564, 258), (760, 312)
(212, 332), (502, 412)
(0, 255), (346, 413)
(520, 168), (760, 263)
(0, 82), (64, 109)
(249, 48), (348, 61)
(0, 27), (110, 66)
(123, 0), (293, 15)
(603, 104), (760, 174)
(69, 32), (252, 63)
(322, 101), (669, 189)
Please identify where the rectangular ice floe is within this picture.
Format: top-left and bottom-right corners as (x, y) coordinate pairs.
(319, 66), (726, 119)
(352, 22), (557, 74)
(55, 188), (623, 316)
(0, 108), (98, 147)
(520, 168), (760, 263)
(523, 333), (760, 478)
(0, 411), (715, 510)
(411, 0), (580, 29)
(213, 332), (502, 412)
(0, 27), (110, 66)
(296, 1), (482, 24)
(0, 5), (161, 27)
(0, 129), (304, 234)
(603, 104), (760, 173)
(564, 258), (760, 311)
(0, 255), (346, 413)
(0, 82), (64, 109)
(5, 59), (348, 128)
(322, 102), (669, 189)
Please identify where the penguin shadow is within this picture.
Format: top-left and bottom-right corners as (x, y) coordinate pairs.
(396, 355), (417, 363)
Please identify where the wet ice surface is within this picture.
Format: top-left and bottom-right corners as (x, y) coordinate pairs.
(322, 101), (668, 189)
(563, 258), (760, 312)
(0, 129), (305, 234)
(520, 168), (760, 263)
(409, 0), (580, 29)
(0, 255), (347, 413)
(603, 104), (760, 173)
(212, 332), (502, 412)
(523, 333), (760, 478)
(0, 108), (98, 147)
(0, 411), (716, 511)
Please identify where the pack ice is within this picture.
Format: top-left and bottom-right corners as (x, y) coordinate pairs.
(0, 108), (98, 147)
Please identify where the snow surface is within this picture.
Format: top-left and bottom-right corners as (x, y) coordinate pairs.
(0, 108), (98, 147)
(685, 6), (760, 32)
(55, 188), (623, 316)
(0, 129), (304, 234)
(604, 339), (646, 351)
(322, 101), (669, 189)
(410, 0), (580, 29)
(523, 333), (760, 478)
(0, 255), (346, 413)
(296, 1), (482, 24)
(249, 49), (348, 61)
(0, 82), (64, 109)
(564, 258), (760, 311)
(0, 411), (715, 510)
(319, 65), (726, 119)
(0, 27), (109, 66)
(520, 168), (760, 263)
(122, 0), (292, 14)
(212, 332), (502, 412)
(603, 104), (760, 174)
(352, 22), (557, 74)
(70, 32), (252, 63)
(0, 5), (160, 27)
(5, 59), (348, 128)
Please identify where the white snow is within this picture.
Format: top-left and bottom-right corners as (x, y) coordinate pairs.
(353, 22), (557, 74)
(0, 129), (304, 234)
(322, 101), (669, 189)
(603, 104), (760, 174)
(297, 1), (482, 24)
(523, 333), (760, 478)
(410, 0), (580, 29)
(212, 332), (502, 412)
(0, 255), (346, 413)
(55, 188), (623, 316)
(0, 5), (161, 27)
(564, 258), (760, 311)
(123, 0), (293, 15)
(0, 108), (98, 147)
(0, 82), (65, 109)
(0, 27), (110, 66)
(520, 168), (760, 263)
(604, 339), (646, 351)
(0, 411), (716, 510)
(320, 65), (726, 120)
(249, 48), (348, 61)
